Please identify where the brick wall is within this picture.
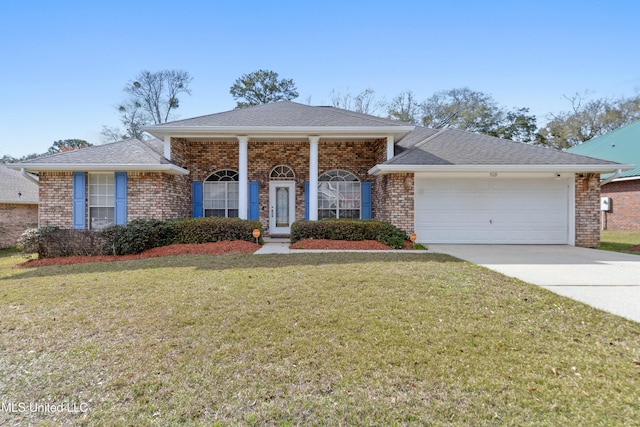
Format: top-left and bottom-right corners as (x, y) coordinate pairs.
(575, 173), (601, 248)
(373, 173), (414, 235)
(127, 172), (191, 221)
(601, 180), (640, 231)
(0, 203), (38, 248)
(38, 171), (73, 228)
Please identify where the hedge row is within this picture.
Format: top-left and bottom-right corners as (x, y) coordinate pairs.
(19, 217), (264, 258)
(290, 219), (408, 249)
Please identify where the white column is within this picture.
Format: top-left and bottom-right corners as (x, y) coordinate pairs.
(309, 136), (319, 221)
(238, 136), (249, 220)
(386, 135), (394, 161)
(164, 136), (171, 160)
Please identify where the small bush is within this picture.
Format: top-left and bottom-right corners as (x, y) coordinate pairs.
(17, 227), (57, 254)
(101, 219), (166, 256)
(174, 217), (263, 245)
(290, 219), (408, 249)
(18, 227), (105, 258)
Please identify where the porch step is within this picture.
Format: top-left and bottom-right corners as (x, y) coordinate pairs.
(264, 237), (290, 243)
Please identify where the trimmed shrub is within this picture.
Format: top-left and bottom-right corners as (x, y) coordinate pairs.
(101, 217), (264, 255)
(18, 227), (105, 258)
(101, 219), (166, 256)
(17, 227), (57, 254)
(41, 229), (106, 258)
(290, 219), (408, 249)
(174, 217), (263, 245)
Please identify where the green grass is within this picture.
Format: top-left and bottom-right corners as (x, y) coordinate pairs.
(0, 250), (639, 426)
(600, 230), (640, 254)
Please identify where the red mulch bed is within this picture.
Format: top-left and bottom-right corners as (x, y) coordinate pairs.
(289, 239), (413, 250)
(14, 239), (415, 268)
(14, 241), (260, 269)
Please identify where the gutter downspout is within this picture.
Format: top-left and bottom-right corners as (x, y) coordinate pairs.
(20, 168), (39, 185)
(601, 168), (622, 186)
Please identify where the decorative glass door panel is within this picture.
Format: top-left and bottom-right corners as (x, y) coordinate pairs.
(269, 181), (296, 235)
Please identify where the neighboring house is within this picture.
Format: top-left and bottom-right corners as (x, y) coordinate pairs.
(0, 164), (39, 248)
(567, 121), (640, 231)
(8, 101), (633, 247)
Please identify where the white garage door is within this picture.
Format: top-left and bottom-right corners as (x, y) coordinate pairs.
(414, 176), (570, 244)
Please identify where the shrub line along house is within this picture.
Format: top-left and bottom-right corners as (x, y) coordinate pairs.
(9, 101), (634, 247)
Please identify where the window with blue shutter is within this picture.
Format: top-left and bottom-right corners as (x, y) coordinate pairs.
(72, 172), (86, 229)
(114, 172), (127, 225)
(192, 182), (203, 218)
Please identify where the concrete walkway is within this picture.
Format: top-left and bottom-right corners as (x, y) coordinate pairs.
(428, 245), (640, 323)
(254, 242), (292, 254)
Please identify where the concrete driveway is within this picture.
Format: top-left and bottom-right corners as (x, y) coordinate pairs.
(428, 245), (640, 323)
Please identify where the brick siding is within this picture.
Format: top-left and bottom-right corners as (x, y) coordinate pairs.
(38, 171), (73, 228)
(127, 172), (190, 221)
(373, 173), (414, 234)
(601, 180), (640, 231)
(575, 173), (601, 248)
(0, 203), (38, 248)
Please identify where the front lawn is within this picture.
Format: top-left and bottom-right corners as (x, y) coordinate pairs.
(600, 230), (640, 254)
(0, 250), (638, 425)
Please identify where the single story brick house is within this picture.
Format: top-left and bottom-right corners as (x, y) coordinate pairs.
(9, 101), (633, 247)
(566, 120), (640, 231)
(0, 164), (39, 248)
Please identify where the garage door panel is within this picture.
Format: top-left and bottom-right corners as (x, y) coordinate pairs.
(415, 177), (569, 244)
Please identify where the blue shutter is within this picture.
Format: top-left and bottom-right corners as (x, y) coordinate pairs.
(361, 182), (372, 220)
(192, 182), (203, 218)
(72, 172), (86, 229)
(248, 181), (259, 220)
(304, 181), (309, 221)
(114, 172), (127, 225)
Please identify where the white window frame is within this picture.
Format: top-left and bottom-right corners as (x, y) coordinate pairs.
(88, 173), (115, 230)
(318, 169), (361, 219)
(204, 170), (239, 218)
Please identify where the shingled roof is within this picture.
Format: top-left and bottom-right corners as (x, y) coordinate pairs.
(370, 127), (631, 174)
(151, 101), (406, 128)
(10, 139), (188, 175)
(0, 164), (38, 204)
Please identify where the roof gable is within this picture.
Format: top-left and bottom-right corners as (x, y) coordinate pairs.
(18, 138), (168, 166)
(9, 139), (188, 175)
(151, 101), (407, 128)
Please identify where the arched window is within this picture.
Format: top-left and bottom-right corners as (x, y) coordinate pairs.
(318, 170), (361, 219)
(270, 165), (295, 180)
(204, 170), (239, 217)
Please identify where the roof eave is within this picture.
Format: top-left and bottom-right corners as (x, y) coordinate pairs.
(7, 163), (190, 176)
(368, 164), (635, 176)
(608, 175), (640, 182)
(0, 199), (38, 205)
(144, 125), (415, 140)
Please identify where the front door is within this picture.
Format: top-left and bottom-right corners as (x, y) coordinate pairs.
(269, 181), (296, 236)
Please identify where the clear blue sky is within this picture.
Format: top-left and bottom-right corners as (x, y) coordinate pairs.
(1, 0), (638, 157)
